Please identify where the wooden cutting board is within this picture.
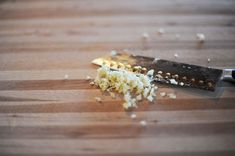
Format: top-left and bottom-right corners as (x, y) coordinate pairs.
(0, 0), (235, 155)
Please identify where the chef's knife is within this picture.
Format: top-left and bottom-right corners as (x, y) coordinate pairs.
(92, 53), (235, 91)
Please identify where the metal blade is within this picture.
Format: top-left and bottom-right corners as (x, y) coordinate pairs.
(92, 53), (223, 91)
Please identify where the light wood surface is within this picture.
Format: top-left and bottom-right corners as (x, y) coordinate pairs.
(0, 0), (235, 155)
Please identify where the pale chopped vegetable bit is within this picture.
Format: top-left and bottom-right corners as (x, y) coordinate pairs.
(179, 82), (184, 86)
(147, 69), (154, 76)
(136, 94), (142, 101)
(64, 74), (69, 79)
(196, 33), (205, 43)
(147, 95), (154, 102)
(89, 81), (95, 85)
(94, 65), (157, 109)
(169, 79), (178, 85)
(109, 92), (116, 98)
(86, 75), (91, 80)
(160, 92), (166, 97)
(174, 53), (179, 58)
(158, 28), (165, 35)
(131, 113), (137, 119)
(110, 50), (117, 56)
(140, 120), (147, 127)
(167, 93), (176, 99)
(142, 32), (149, 39)
(95, 97), (102, 103)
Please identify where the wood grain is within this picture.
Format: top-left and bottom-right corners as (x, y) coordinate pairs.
(0, 0), (235, 155)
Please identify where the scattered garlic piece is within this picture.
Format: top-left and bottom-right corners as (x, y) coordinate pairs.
(169, 79), (178, 85)
(160, 92), (166, 97)
(64, 74), (69, 80)
(140, 120), (147, 127)
(109, 92), (116, 99)
(167, 93), (176, 99)
(147, 95), (154, 102)
(158, 28), (165, 35)
(89, 81), (95, 85)
(147, 69), (154, 76)
(110, 50), (117, 56)
(142, 32), (149, 39)
(207, 58), (211, 63)
(95, 97), (102, 103)
(174, 53), (179, 58)
(86, 75), (91, 80)
(196, 33), (205, 43)
(136, 94), (142, 101)
(131, 113), (137, 119)
(179, 82), (184, 86)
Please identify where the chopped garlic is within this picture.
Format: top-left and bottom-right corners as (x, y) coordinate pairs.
(95, 97), (102, 103)
(131, 113), (137, 119)
(158, 28), (165, 35)
(167, 93), (176, 99)
(147, 69), (154, 76)
(110, 50), (117, 56)
(136, 94), (142, 101)
(109, 92), (116, 98)
(169, 79), (178, 85)
(174, 53), (179, 58)
(64, 74), (69, 80)
(140, 120), (147, 127)
(143, 87), (150, 98)
(207, 58), (211, 63)
(196, 33), (205, 43)
(160, 92), (166, 97)
(89, 81), (95, 85)
(86, 75), (91, 80)
(142, 32), (149, 39)
(147, 95), (154, 102)
(179, 82), (184, 86)
(93, 65), (157, 109)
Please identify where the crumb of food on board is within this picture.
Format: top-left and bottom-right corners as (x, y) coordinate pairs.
(179, 82), (184, 86)
(86, 75), (91, 80)
(196, 33), (205, 43)
(160, 92), (166, 97)
(95, 97), (102, 103)
(207, 58), (211, 63)
(64, 74), (69, 80)
(167, 93), (177, 99)
(109, 92), (116, 99)
(174, 53), (179, 58)
(142, 32), (149, 39)
(131, 113), (137, 119)
(147, 69), (154, 77)
(140, 120), (147, 127)
(169, 79), (178, 85)
(136, 94), (142, 101)
(93, 65), (157, 109)
(89, 81), (95, 85)
(110, 50), (117, 56)
(157, 28), (165, 35)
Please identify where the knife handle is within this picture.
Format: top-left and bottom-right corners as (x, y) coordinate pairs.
(222, 69), (235, 82)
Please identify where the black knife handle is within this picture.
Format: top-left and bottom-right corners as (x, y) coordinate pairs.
(232, 70), (235, 79)
(223, 69), (235, 82)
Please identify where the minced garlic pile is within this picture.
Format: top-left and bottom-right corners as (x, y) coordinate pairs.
(93, 65), (157, 109)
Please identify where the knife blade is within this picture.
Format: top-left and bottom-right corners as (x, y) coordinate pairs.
(92, 53), (233, 91)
